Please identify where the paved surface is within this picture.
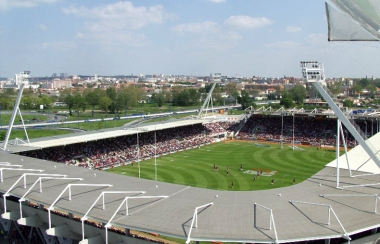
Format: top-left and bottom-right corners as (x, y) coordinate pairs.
(0, 151), (380, 243)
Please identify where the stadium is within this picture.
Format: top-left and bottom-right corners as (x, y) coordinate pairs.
(1, 1), (380, 243)
(1, 104), (380, 244)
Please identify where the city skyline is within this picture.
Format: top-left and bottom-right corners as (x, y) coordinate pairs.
(1, 0), (380, 79)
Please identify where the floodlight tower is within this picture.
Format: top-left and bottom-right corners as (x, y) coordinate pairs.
(300, 62), (380, 168)
(1, 71), (31, 151)
(197, 82), (216, 119)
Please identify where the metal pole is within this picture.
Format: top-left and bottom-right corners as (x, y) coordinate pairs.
(328, 207), (331, 225)
(375, 195), (378, 213)
(254, 203), (257, 228)
(3, 82), (25, 150)
(155, 128), (157, 181)
(81, 220), (85, 240)
(336, 120), (340, 188)
(292, 114), (295, 150)
(105, 227), (109, 244)
(137, 132), (140, 178)
(281, 113), (283, 149)
(269, 210), (273, 230)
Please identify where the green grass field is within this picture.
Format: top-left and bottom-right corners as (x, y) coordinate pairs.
(1, 128), (73, 140)
(107, 141), (337, 191)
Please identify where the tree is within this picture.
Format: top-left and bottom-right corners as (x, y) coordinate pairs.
(366, 84), (377, 95)
(211, 85), (224, 105)
(236, 90), (252, 110)
(4, 88), (16, 96)
(172, 88), (200, 106)
(352, 84), (363, 95)
(117, 85), (144, 115)
(357, 78), (370, 88)
(198, 87), (206, 94)
(85, 89), (105, 117)
(0, 89), (16, 110)
(343, 100), (354, 108)
(267, 93), (276, 100)
(106, 86), (117, 113)
(21, 95), (35, 110)
(188, 89), (200, 106)
(213, 93), (224, 106)
(58, 88), (72, 102)
(152, 92), (165, 107)
(306, 84), (320, 99)
(0, 96), (12, 110)
(38, 94), (55, 109)
(280, 97), (294, 108)
(290, 85), (307, 104)
(246, 88), (260, 99)
(225, 83), (237, 96)
(327, 82), (341, 96)
(63, 94), (75, 116)
(73, 93), (86, 117)
(99, 96), (113, 114)
(174, 89), (188, 106)
(280, 90), (294, 108)
(163, 89), (172, 103)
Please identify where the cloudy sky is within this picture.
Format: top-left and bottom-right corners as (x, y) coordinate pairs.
(1, 0), (380, 78)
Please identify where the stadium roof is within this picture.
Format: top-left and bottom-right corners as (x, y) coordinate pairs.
(6, 119), (206, 153)
(326, 131), (380, 174)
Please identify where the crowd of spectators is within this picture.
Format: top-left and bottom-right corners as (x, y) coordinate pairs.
(1, 223), (43, 244)
(203, 121), (238, 134)
(20, 123), (236, 170)
(238, 114), (376, 148)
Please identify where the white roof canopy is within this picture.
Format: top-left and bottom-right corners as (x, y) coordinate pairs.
(326, 0), (380, 41)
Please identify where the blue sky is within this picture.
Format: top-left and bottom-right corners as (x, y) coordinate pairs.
(1, 0), (380, 78)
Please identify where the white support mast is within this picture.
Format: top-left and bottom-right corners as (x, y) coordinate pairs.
(1, 71), (31, 151)
(197, 82), (216, 119)
(300, 61), (380, 168)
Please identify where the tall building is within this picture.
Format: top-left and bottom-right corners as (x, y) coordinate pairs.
(53, 78), (72, 89)
(60, 73), (68, 79)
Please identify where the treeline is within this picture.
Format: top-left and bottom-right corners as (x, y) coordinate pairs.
(0, 83), (232, 116)
(61, 85), (143, 116)
(0, 88), (56, 111)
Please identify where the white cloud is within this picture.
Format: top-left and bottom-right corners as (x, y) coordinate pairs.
(264, 41), (301, 49)
(37, 24), (47, 31)
(305, 33), (326, 45)
(63, 1), (170, 47)
(225, 16), (273, 29)
(40, 41), (76, 50)
(286, 26), (301, 33)
(0, 0), (58, 10)
(75, 32), (84, 39)
(172, 21), (218, 34)
(87, 31), (148, 47)
(207, 0), (226, 3)
(63, 1), (170, 31)
(226, 31), (242, 41)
